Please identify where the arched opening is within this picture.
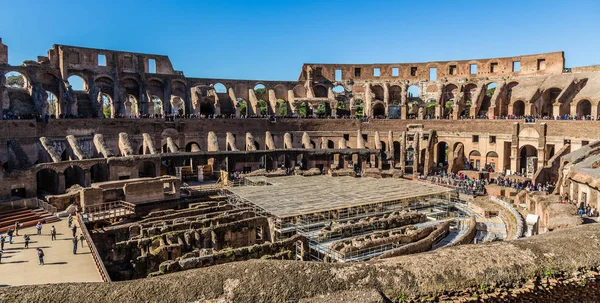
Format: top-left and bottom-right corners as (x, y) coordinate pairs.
(200, 101), (215, 116)
(576, 99), (592, 117)
(235, 98), (247, 117)
(297, 102), (308, 117)
(214, 83), (226, 94)
(277, 154), (292, 169)
(46, 91), (58, 117)
(407, 85), (421, 102)
(101, 93), (112, 118)
(436, 142), (448, 167)
(36, 168), (59, 195)
(125, 94), (139, 117)
(258, 99), (268, 115)
(480, 82), (497, 116)
(67, 75), (87, 91)
(4, 71), (27, 88)
(152, 96), (163, 116)
(315, 102), (329, 117)
(372, 103), (385, 117)
(185, 142), (201, 152)
(485, 151), (499, 172)
(468, 150), (481, 170)
(336, 99), (349, 116)
(540, 88), (561, 117)
(139, 161), (157, 178)
(353, 99), (364, 117)
(327, 140), (335, 149)
(393, 141), (401, 162)
(406, 147), (415, 167)
(371, 85), (384, 101)
(313, 85), (328, 98)
(90, 163), (109, 183)
(519, 145), (538, 177)
(332, 85), (345, 94)
(293, 85), (306, 98)
(170, 96), (185, 116)
(513, 100), (525, 116)
(277, 99), (288, 116)
(64, 166), (85, 189)
(254, 84), (266, 94)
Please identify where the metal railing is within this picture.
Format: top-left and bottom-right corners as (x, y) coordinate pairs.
(76, 212), (111, 282)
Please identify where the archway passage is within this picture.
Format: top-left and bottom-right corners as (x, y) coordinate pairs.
(479, 83), (497, 116)
(199, 102), (215, 116)
(67, 75), (87, 91)
(519, 145), (538, 177)
(277, 99), (288, 116)
(258, 99), (268, 115)
(468, 150), (481, 170)
(4, 71), (27, 88)
(513, 101), (525, 116)
(152, 96), (163, 116)
(139, 161), (157, 178)
(36, 168), (59, 195)
(46, 91), (58, 117)
(486, 151), (499, 172)
(353, 99), (364, 117)
(313, 85), (328, 98)
(101, 94), (112, 118)
(577, 99), (592, 117)
(90, 163), (109, 183)
(436, 142), (448, 167)
(64, 166), (85, 189)
(297, 102), (308, 117)
(372, 103), (385, 117)
(407, 85), (420, 101)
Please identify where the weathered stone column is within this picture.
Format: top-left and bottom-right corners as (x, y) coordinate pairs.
(84, 169), (91, 187)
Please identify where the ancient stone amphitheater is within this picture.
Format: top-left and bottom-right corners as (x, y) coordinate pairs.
(1, 39), (600, 302)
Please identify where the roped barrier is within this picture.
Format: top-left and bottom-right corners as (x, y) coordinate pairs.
(76, 212), (112, 282)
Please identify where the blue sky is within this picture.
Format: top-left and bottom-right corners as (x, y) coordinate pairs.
(1, 0), (599, 80)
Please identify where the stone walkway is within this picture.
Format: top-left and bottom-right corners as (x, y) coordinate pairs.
(0, 218), (102, 287)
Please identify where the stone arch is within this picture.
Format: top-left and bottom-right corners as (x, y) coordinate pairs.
(442, 84), (459, 117)
(185, 142), (201, 152)
(3, 71), (29, 89)
(436, 141), (449, 167)
(389, 85), (402, 103)
(468, 150), (482, 170)
(64, 165), (85, 189)
(407, 85), (420, 101)
(213, 83), (226, 94)
(36, 168), (59, 195)
(372, 102), (385, 117)
(37, 72), (60, 95)
(371, 85), (384, 101)
(519, 145), (538, 177)
(479, 82), (497, 116)
(513, 100), (525, 116)
(576, 99), (592, 117)
(276, 99), (288, 116)
(139, 161), (157, 178)
(90, 163), (109, 183)
(486, 151), (499, 172)
(313, 85), (328, 98)
(353, 99), (364, 117)
(273, 84), (288, 100)
(293, 85), (306, 98)
(147, 79), (164, 100)
(101, 93), (112, 118)
(539, 87), (561, 117)
(67, 74), (88, 91)
(151, 96), (163, 116)
(125, 94), (139, 117)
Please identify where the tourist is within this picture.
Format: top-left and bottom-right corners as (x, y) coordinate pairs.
(36, 221), (42, 235)
(0, 235), (5, 250)
(50, 225), (57, 241)
(72, 237), (78, 254)
(24, 234), (30, 248)
(14, 221), (20, 236)
(79, 233), (85, 248)
(68, 214), (73, 228)
(7, 228), (14, 244)
(37, 248), (44, 265)
(72, 225), (77, 237)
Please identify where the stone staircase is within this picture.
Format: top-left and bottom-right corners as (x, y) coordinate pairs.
(0, 207), (60, 233)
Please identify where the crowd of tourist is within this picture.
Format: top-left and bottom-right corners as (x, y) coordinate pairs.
(3, 109), (600, 122)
